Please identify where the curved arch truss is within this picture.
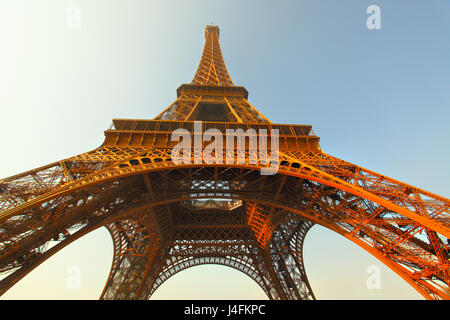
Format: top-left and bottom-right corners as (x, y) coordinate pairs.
(0, 24), (448, 300)
(99, 216), (314, 300)
(0, 152), (448, 299)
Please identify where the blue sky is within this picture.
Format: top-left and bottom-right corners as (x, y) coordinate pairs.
(0, 0), (448, 299)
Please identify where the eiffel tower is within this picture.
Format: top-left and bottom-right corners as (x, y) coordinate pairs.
(0, 25), (449, 300)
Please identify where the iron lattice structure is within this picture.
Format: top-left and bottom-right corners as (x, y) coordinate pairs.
(0, 25), (449, 300)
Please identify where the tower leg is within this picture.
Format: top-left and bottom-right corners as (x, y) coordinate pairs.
(267, 219), (315, 300)
(100, 218), (161, 300)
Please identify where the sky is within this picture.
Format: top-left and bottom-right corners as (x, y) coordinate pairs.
(0, 0), (449, 300)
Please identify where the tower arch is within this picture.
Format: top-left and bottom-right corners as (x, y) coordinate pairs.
(0, 25), (448, 300)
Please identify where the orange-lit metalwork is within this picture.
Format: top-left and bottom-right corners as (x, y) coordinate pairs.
(0, 25), (448, 300)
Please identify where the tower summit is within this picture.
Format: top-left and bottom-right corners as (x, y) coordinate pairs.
(0, 25), (448, 300)
(192, 25), (234, 86)
(156, 25), (272, 123)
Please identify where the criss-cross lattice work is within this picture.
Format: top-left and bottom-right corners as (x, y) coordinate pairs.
(192, 25), (234, 86)
(0, 25), (448, 300)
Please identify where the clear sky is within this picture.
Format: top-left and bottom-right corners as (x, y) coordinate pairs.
(0, 0), (449, 299)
